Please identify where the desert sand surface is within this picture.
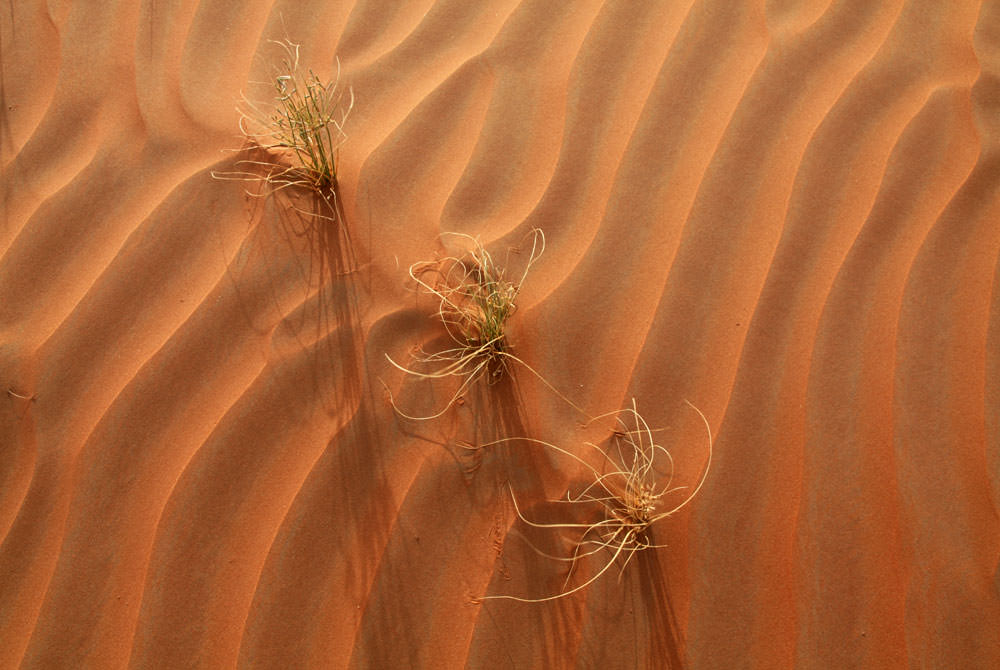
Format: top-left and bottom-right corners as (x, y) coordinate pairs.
(2, 1), (1000, 668)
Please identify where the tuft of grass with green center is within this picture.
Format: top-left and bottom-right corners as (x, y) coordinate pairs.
(386, 228), (563, 420)
(213, 38), (353, 207)
(467, 399), (712, 603)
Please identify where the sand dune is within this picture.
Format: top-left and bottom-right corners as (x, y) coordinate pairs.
(2, 1), (999, 668)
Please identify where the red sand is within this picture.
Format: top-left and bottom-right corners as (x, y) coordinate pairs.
(2, 1), (999, 668)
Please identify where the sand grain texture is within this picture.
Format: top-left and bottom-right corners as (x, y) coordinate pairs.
(2, 1), (999, 668)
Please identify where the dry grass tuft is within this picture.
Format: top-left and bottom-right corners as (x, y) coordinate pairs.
(470, 398), (712, 603)
(385, 229), (564, 420)
(212, 38), (353, 216)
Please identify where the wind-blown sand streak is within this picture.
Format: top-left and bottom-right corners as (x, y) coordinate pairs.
(1, 0), (999, 668)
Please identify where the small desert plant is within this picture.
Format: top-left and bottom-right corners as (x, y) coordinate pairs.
(385, 228), (566, 420)
(213, 38), (353, 210)
(469, 398), (712, 603)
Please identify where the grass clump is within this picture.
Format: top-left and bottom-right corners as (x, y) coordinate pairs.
(213, 38), (354, 206)
(469, 399), (712, 603)
(385, 228), (549, 420)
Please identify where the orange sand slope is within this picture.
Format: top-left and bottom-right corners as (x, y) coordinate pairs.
(2, 1), (1000, 668)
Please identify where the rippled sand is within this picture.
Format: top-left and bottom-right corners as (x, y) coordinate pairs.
(1, 1), (999, 668)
